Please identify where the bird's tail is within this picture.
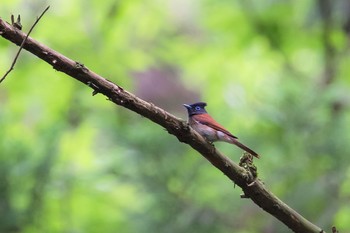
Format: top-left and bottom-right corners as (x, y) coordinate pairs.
(231, 139), (260, 158)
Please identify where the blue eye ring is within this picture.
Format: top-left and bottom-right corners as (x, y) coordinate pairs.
(195, 106), (201, 111)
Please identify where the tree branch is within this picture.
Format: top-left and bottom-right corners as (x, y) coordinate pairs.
(318, 0), (336, 87)
(0, 6), (50, 83)
(0, 17), (325, 233)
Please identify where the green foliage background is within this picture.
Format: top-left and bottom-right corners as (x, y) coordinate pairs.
(1, 0), (350, 232)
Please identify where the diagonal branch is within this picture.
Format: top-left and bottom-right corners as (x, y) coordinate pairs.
(0, 6), (50, 83)
(0, 17), (325, 233)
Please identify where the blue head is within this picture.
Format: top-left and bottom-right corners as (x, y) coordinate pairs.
(183, 102), (208, 116)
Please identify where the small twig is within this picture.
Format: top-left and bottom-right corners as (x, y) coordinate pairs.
(0, 5), (50, 84)
(11, 14), (22, 30)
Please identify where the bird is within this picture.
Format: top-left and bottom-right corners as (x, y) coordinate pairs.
(183, 102), (259, 158)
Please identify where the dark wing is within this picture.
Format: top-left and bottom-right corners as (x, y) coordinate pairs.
(192, 114), (238, 139)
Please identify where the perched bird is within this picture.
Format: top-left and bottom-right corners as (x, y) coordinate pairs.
(183, 102), (259, 158)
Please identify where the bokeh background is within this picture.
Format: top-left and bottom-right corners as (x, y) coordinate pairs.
(1, 0), (350, 232)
